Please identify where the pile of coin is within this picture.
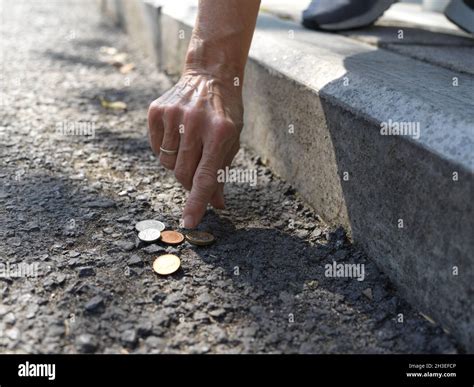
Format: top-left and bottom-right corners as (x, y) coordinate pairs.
(134, 219), (215, 276)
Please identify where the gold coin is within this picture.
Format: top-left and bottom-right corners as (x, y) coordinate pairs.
(185, 231), (215, 246)
(153, 254), (181, 275)
(160, 230), (184, 245)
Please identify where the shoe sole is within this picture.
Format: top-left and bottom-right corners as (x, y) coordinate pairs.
(444, 0), (474, 34)
(304, 0), (397, 31)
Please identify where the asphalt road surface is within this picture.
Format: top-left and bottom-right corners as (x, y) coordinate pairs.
(0, 0), (460, 353)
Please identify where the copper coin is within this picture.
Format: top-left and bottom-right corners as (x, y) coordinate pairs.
(160, 230), (184, 245)
(153, 254), (181, 275)
(185, 231), (215, 246)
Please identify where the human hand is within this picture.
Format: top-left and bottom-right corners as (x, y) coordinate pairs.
(148, 71), (243, 229)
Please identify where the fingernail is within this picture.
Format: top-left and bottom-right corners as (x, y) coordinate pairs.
(183, 215), (195, 229)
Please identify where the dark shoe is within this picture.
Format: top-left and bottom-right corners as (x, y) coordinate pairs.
(445, 0), (474, 34)
(302, 0), (396, 31)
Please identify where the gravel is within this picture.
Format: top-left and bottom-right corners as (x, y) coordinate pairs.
(75, 334), (98, 353)
(78, 266), (95, 278)
(0, 0), (461, 354)
(84, 296), (105, 313)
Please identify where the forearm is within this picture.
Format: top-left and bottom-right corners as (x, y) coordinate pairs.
(184, 0), (260, 82)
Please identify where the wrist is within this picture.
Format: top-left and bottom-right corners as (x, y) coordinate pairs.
(184, 36), (245, 86)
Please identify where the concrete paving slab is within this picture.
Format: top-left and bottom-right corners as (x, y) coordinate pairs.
(260, 0), (470, 36)
(259, 0), (474, 75)
(384, 43), (474, 74)
(382, 2), (470, 34)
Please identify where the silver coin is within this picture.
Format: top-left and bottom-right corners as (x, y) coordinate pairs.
(135, 220), (165, 232)
(138, 228), (161, 242)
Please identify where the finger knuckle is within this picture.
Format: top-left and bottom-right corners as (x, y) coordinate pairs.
(148, 101), (164, 122)
(212, 118), (238, 141)
(194, 167), (217, 189)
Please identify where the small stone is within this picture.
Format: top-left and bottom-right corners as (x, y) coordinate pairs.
(4, 312), (16, 326)
(68, 251), (81, 258)
(189, 344), (210, 354)
(75, 334), (97, 353)
(25, 304), (39, 319)
(127, 255), (143, 267)
(68, 258), (80, 267)
(70, 173), (85, 181)
(295, 229), (309, 239)
(242, 325), (258, 337)
(78, 266), (95, 277)
(85, 295), (105, 313)
(207, 325), (227, 343)
(121, 329), (137, 347)
(137, 322), (153, 337)
(114, 240), (135, 252)
(273, 220), (285, 229)
(209, 308), (226, 318)
(362, 288), (373, 301)
(142, 244), (164, 254)
(0, 304), (9, 317)
(145, 336), (165, 349)
(57, 272), (69, 284)
(6, 327), (20, 341)
(49, 324), (65, 337)
(24, 222), (40, 232)
(193, 311), (208, 321)
(163, 293), (181, 307)
(196, 292), (212, 306)
(103, 227), (114, 235)
(307, 280), (319, 289)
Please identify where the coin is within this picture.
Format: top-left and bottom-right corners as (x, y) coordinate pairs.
(185, 231), (215, 246)
(160, 230), (184, 245)
(135, 220), (165, 232)
(138, 228), (161, 242)
(153, 254), (181, 275)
